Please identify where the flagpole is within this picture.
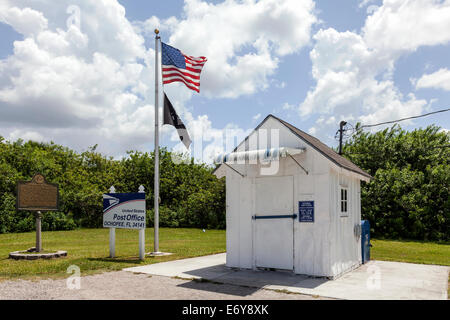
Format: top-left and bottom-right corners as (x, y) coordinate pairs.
(154, 29), (160, 254)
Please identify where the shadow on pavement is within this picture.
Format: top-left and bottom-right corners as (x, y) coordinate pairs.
(175, 263), (330, 296)
(177, 278), (261, 297)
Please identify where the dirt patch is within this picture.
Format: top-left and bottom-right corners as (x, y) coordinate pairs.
(0, 271), (329, 300)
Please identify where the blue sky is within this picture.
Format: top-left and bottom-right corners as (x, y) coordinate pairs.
(0, 0), (449, 162)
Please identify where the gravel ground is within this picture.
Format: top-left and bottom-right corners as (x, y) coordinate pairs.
(0, 271), (328, 300)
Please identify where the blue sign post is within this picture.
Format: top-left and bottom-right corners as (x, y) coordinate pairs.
(299, 201), (314, 222)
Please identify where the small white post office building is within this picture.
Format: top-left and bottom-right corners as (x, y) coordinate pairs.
(214, 114), (371, 279)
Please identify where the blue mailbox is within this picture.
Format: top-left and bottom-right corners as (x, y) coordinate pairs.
(361, 220), (371, 264)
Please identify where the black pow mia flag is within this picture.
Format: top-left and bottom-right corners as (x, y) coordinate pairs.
(163, 92), (192, 149)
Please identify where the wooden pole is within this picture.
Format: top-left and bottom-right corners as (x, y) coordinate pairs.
(339, 120), (347, 155)
(138, 185), (145, 260)
(109, 186), (116, 258)
(36, 211), (42, 252)
(109, 227), (115, 258)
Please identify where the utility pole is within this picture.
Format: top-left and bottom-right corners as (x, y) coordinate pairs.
(338, 120), (347, 155)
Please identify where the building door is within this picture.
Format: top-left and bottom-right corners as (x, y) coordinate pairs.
(254, 176), (294, 270)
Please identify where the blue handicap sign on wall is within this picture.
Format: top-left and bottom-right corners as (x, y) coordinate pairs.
(299, 201), (314, 222)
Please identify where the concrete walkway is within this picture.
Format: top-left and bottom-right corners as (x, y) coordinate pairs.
(124, 254), (449, 300)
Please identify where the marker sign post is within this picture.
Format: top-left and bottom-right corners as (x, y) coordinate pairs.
(103, 186), (146, 260)
(16, 173), (59, 252)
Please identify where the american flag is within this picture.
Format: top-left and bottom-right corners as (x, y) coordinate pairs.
(161, 42), (207, 93)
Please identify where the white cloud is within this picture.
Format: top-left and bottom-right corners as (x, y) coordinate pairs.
(282, 102), (295, 110)
(169, 112), (252, 164)
(142, 0), (317, 98)
(0, 0), (318, 160)
(4, 1), (146, 62)
(359, 0), (377, 8)
(252, 113), (261, 121)
(300, 28), (427, 123)
(366, 5), (380, 15)
(308, 127), (317, 135)
(297, 0), (450, 142)
(363, 0), (450, 57)
(276, 81), (286, 89)
(8, 129), (45, 142)
(0, 1), (154, 157)
(0, 6), (48, 37)
(3, 0), (446, 162)
(414, 68), (450, 91)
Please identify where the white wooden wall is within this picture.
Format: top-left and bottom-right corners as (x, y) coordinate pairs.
(328, 168), (362, 277)
(225, 117), (362, 278)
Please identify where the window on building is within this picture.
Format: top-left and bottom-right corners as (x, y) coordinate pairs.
(340, 187), (348, 215)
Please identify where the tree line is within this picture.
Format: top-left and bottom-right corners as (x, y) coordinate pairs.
(342, 124), (449, 241)
(0, 138), (225, 233)
(0, 124), (448, 241)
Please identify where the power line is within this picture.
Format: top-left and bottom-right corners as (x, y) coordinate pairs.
(360, 108), (450, 128)
(336, 108), (449, 147)
(342, 145), (450, 156)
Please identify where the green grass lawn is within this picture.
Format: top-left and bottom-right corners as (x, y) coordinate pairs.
(0, 228), (225, 281)
(0, 229), (449, 284)
(371, 239), (450, 266)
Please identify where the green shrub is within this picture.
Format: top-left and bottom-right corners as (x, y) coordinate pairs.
(0, 138), (225, 232)
(343, 124), (449, 241)
(42, 211), (77, 231)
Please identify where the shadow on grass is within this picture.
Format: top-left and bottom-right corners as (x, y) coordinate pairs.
(372, 238), (450, 245)
(87, 257), (144, 264)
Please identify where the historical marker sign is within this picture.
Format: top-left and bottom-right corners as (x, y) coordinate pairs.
(15, 173), (59, 253)
(16, 174), (59, 211)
